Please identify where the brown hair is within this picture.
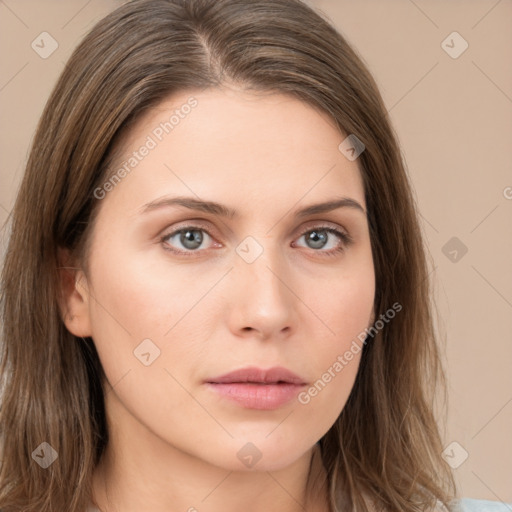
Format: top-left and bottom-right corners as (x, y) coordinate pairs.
(0, 0), (457, 510)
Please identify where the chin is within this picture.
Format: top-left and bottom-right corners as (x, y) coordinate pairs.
(209, 436), (315, 473)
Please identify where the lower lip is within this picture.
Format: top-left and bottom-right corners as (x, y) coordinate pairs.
(205, 382), (305, 410)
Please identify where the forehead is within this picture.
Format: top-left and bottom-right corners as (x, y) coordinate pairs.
(99, 87), (366, 216)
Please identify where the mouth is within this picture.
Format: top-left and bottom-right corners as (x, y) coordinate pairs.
(205, 366), (308, 410)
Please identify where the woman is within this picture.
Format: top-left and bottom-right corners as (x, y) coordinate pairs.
(0, 0), (509, 511)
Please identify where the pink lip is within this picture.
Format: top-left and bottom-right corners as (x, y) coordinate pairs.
(205, 366), (308, 410)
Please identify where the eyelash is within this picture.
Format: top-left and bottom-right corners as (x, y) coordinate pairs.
(159, 223), (353, 258)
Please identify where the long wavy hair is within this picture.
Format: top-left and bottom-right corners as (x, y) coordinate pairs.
(0, 0), (458, 510)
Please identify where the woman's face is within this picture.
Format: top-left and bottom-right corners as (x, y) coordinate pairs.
(67, 87), (375, 472)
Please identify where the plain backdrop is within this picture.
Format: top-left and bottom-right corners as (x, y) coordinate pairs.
(0, 0), (511, 503)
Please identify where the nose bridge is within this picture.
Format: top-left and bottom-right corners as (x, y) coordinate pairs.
(230, 235), (295, 336)
(239, 237), (288, 299)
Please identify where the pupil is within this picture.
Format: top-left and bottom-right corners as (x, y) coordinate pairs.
(182, 229), (203, 249)
(308, 230), (326, 249)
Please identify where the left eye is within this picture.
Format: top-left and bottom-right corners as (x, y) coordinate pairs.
(294, 227), (351, 255)
(160, 225), (352, 256)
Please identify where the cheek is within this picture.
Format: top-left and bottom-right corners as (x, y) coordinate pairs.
(86, 239), (186, 336)
(85, 243), (215, 382)
(296, 265), (374, 418)
(313, 262), (375, 352)
(84, 256), (209, 432)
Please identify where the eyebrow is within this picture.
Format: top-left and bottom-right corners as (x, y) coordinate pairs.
(140, 195), (366, 218)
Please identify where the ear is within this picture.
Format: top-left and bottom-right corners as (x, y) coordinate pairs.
(57, 247), (92, 337)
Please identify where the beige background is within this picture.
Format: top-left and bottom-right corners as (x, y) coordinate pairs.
(1, 0), (511, 503)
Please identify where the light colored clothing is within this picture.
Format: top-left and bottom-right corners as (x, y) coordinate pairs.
(456, 498), (512, 511)
(87, 498), (512, 511)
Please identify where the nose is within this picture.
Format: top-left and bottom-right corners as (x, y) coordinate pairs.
(226, 242), (297, 341)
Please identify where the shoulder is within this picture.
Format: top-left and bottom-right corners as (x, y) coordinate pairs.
(449, 498), (512, 512)
(360, 494), (511, 512)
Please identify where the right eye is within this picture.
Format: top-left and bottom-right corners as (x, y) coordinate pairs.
(160, 225), (221, 256)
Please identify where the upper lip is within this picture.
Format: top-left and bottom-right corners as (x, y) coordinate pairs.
(206, 366), (307, 385)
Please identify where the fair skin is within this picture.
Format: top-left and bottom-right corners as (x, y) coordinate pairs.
(60, 86), (375, 512)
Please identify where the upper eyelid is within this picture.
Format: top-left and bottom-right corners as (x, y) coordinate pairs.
(162, 218), (349, 235)
(161, 221), (350, 245)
